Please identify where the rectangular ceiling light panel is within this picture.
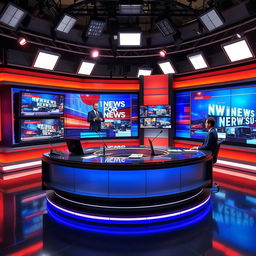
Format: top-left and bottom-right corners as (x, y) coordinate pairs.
(188, 53), (208, 70)
(0, 3), (26, 28)
(56, 15), (76, 33)
(33, 51), (60, 70)
(156, 19), (175, 37)
(78, 61), (96, 75)
(137, 68), (152, 77)
(223, 39), (254, 62)
(119, 5), (142, 14)
(158, 61), (176, 74)
(199, 9), (224, 32)
(119, 32), (141, 46)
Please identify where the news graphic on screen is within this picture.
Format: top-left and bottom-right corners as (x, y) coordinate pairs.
(147, 105), (171, 117)
(64, 93), (138, 138)
(140, 118), (156, 128)
(156, 118), (172, 128)
(20, 91), (64, 117)
(139, 105), (172, 128)
(20, 119), (64, 142)
(176, 85), (256, 145)
(140, 105), (148, 117)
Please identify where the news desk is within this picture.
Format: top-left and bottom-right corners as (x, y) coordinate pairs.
(43, 146), (213, 225)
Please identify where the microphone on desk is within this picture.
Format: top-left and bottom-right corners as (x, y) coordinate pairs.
(49, 132), (62, 156)
(95, 129), (108, 157)
(151, 130), (163, 143)
(148, 130), (163, 156)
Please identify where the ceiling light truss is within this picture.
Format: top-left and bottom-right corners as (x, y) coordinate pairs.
(62, 0), (200, 18)
(0, 16), (256, 59)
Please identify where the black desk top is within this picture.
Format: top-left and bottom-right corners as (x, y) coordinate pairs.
(43, 146), (212, 170)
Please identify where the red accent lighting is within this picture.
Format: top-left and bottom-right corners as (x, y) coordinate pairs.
(18, 37), (27, 46)
(159, 49), (167, 57)
(91, 49), (99, 58)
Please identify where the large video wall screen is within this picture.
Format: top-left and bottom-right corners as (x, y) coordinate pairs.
(176, 85), (256, 146)
(13, 88), (138, 144)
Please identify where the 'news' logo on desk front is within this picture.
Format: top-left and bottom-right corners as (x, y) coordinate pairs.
(105, 157), (126, 163)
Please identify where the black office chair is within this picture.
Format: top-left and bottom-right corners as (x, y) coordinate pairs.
(211, 139), (225, 192)
(213, 139), (225, 164)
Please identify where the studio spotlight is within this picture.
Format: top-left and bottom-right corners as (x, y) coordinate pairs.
(86, 20), (105, 37)
(0, 2), (26, 29)
(156, 19), (175, 37)
(188, 52), (208, 70)
(91, 49), (100, 58)
(159, 50), (167, 58)
(236, 33), (242, 39)
(199, 8), (224, 32)
(18, 37), (27, 46)
(137, 68), (152, 77)
(55, 14), (77, 34)
(222, 39), (254, 62)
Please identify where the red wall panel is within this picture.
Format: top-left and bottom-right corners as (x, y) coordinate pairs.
(144, 95), (169, 105)
(144, 74), (169, 89)
(142, 74), (170, 146)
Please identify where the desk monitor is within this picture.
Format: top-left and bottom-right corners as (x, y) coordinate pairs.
(65, 138), (84, 155)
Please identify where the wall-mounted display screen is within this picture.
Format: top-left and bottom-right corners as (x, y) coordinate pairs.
(140, 117), (171, 128)
(140, 105), (171, 117)
(20, 119), (64, 142)
(147, 105), (171, 117)
(65, 93), (138, 138)
(13, 88), (139, 144)
(20, 91), (65, 117)
(140, 105), (171, 128)
(176, 85), (256, 146)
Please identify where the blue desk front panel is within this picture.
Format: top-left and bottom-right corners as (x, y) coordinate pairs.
(45, 162), (211, 199)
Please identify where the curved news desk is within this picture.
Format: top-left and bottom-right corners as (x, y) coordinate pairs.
(43, 146), (213, 225)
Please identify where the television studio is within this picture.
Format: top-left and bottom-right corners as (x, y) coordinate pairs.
(0, 0), (255, 255)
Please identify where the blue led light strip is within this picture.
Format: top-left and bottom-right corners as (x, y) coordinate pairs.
(47, 203), (211, 235)
(46, 194), (211, 224)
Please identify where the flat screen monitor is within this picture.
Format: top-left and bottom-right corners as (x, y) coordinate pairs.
(20, 91), (64, 117)
(156, 117), (172, 128)
(140, 105), (171, 118)
(20, 118), (64, 142)
(140, 118), (156, 128)
(140, 117), (171, 128)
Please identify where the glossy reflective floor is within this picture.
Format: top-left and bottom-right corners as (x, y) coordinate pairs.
(0, 170), (255, 256)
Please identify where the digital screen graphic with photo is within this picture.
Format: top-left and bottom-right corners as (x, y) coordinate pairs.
(64, 93), (138, 138)
(20, 119), (64, 142)
(20, 92), (64, 117)
(139, 105), (172, 129)
(13, 88), (139, 143)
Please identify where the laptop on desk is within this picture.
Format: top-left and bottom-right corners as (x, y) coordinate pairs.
(65, 138), (85, 155)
